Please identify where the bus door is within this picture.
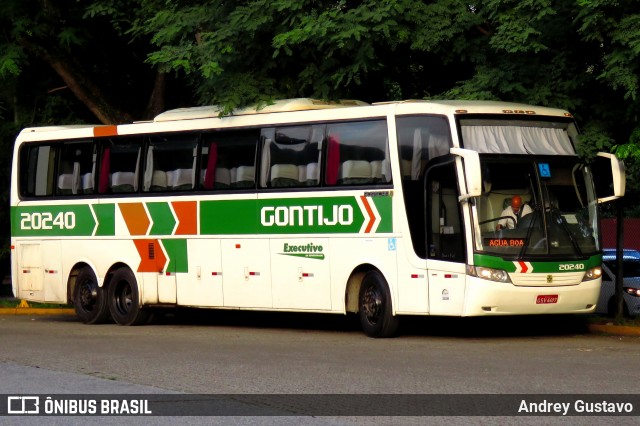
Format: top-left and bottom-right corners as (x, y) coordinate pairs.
(17, 240), (64, 302)
(424, 158), (467, 315)
(17, 243), (44, 300)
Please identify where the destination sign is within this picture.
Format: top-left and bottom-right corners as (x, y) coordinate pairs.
(483, 238), (526, 247)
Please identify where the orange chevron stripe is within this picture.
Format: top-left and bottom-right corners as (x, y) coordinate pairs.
(119, 203), (150, 236)
(133, 239), (167, 273)
(172, 201), (197, 235)
(360, 196), (375, 233)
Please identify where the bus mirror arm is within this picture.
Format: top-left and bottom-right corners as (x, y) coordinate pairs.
(449, 148), (482, 202)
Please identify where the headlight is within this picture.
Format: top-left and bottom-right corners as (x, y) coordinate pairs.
(583, 266), (602, 281)
(624, 287), (640, 297)
(468, 265), (511, 283)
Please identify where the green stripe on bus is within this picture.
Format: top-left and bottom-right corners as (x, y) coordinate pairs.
(200, 199), (258, 235)
(11, 205), (97, 237)
(371, 196), (392, 233)
(200, 197), (374, 235)
(473, 254), (602, 273)
(147, 202), (176, 236)
(12, 194), (394, 237)
(162, 239), (188, 273)
(93, 204), (115, 236)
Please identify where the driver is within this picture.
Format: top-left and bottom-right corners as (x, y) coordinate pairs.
(496, 195), (532, 230)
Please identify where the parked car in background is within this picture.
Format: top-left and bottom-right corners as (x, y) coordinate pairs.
(602, 248), (640, 260)
(595, 249), (640, 317)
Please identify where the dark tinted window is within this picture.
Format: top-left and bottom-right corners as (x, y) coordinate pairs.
(201, 129), (259, 190)
(98, 137), (143, 194)
(260, 125), (322, 188)
(325, 120), (390, 186)
(57, 141), (95, 195)
(143, 133), (198, 192)
(19, 145), (56, 197)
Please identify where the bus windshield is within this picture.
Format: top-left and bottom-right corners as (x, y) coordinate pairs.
(471, 157), (599, 258)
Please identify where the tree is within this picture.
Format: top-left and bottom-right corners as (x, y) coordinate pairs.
(0, 0), (176, 126)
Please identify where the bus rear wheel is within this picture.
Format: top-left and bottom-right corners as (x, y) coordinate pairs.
(73, 267), (111, 324)
(108, 268), (149, 326)
(358, 271), (399, 338)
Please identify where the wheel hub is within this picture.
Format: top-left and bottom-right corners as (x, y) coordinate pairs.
(363, 285), (382, 324)
(79, 283), (96, 311)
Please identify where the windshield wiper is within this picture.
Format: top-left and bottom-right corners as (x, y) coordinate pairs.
(549, 208), (583, 257)
(517, 210), (539, 260)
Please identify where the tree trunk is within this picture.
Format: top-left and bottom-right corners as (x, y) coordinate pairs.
(144, 72), (167, 120)
(19, 37), (132, 125)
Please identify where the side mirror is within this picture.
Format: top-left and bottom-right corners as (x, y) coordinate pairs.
(593, 152), (626, 203)
(450, 148), (481, 201)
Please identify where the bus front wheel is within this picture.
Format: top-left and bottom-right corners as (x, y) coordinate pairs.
(358, 271), (399, 338)
(73, 267), (111, 324)
(108, 268), (149, 326)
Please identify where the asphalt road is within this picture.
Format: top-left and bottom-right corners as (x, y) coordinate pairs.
(0, 311), (639, 424)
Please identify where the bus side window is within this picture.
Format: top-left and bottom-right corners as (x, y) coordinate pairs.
(99, 137), (143, 194)
(396, 116), (451, 181)
(56, 140), (95, 195)
(325, 120), (390, 186)
(201, 129), (259, 190)
(20, 144), (57, 197)
(260, 125), (322, 188)
(144, 133), (198, 192)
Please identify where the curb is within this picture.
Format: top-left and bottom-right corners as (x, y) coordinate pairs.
(0, 307), (75, 316)
(587, 323), (640, 337)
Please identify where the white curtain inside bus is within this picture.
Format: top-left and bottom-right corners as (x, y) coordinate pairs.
(461, 125), (575, 155)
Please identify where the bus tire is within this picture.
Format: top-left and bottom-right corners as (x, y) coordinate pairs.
(73, 267), (111, 324)
(358, 271), (399, 338)
(108, 267), (149, 326)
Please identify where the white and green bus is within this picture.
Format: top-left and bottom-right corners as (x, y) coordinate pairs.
(10, 99), (625, 337)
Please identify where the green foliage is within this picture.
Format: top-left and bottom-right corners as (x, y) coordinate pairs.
(613, 127), (640, 160)
(575, 123), (616, 161)
(0, 46), (23, 78)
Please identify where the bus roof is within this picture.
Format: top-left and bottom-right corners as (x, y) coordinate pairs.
(154, 99), (573, 122)
(388, 100), (572, 118)
(19, 125), (97, 133)
(154, 98), (370, 122)
(15, 99), (573, 141)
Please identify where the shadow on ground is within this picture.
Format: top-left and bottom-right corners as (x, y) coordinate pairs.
(142, 307), (591, 338)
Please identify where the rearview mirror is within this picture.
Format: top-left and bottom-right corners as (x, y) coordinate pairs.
(593, 152), (626, 203)
(450, 148), (481, 201)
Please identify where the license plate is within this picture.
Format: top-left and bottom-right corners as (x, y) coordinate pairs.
(536, 294), (558, 304)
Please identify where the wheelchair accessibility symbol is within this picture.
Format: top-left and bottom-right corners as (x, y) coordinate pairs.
(388, 238), (397, 251)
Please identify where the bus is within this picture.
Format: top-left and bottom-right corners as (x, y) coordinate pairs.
(10, 99), (625, 337)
